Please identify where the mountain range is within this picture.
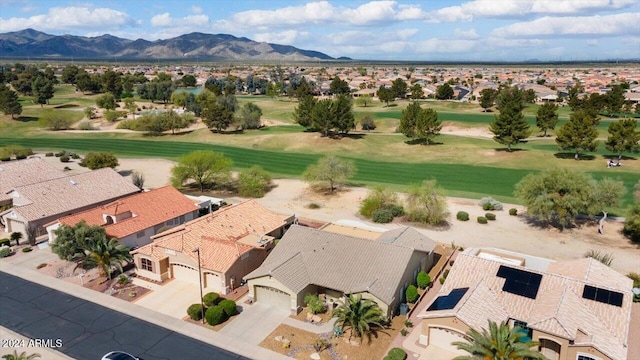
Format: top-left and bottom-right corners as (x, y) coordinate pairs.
(0, 29), (341, 61)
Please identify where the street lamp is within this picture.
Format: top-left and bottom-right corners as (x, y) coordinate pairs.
(192, 247), (205, 324)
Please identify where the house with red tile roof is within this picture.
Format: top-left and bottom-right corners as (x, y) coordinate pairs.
(46, 186), (200, 249)
(131, 200), (295, 295)
(418, 248), (633, 360)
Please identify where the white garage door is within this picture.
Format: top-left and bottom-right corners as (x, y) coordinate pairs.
(429, 327), (467, 355)
(8, 219), (25, 236)
(204, 272), (222, 292)
(171, 263), (199, 284)
(255, 286), (290, 311)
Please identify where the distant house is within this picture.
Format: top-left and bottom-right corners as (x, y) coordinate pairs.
(418, 248), (633, 360)
(245, 225), (437, 316)
(132, 200), (295, 294)
(0, 158), (66, 207)
(47, 186), (200, 248)
(0, 168), (140, 241)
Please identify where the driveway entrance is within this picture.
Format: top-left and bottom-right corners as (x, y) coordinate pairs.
(219, 302), (289, 345)
(134, 278), (201, 319)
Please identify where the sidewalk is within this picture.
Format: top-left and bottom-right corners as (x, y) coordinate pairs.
(0, 327), (73, 360)
(0, 250), (289, 360)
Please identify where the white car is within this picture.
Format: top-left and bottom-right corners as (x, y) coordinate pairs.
(101, 351), (139, 360)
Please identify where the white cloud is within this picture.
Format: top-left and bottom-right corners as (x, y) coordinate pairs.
(150, 13), (209, 28)
(190, 6), (203, 14)
(426, 0), (637, 22)
(342, 1), (398, 25)
(454, 28), (480, 40)
(587, 39), (599, 46)
(253, 30), (310, 45)
(491, 12), (640, 37)
(413, 38), (478, 53)
(0, 6), (137, 32)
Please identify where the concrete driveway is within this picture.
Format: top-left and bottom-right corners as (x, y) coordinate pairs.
(220, 302), (289, 345)
(134, 279), (201, 319)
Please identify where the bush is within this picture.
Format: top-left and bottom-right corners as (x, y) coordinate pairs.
(237, 165), (272, 198)
(477, 216), (488, 224)
(388, 204), (405, 217)
(623, 205), (640, 243)
(456, 211), (469, 221)
(203, 292), (220, 307)
(60, 155), (70, 163)
(485, 212), (496, 220)
(509, 208), (518, 216)
(117, 274), (130, 285)
(205, 305), (227, 326)
(417, 271), (431, 289)
(218, 299), (238, 317)
(79, 152), (118, 170)
(439, 277), (445, 285)
(71, 153), (80, 159)
(400, 328), (408, 336)
(307, 203), (321, 209)
(479, 196), (503, 211)
(384, 347), (407, 360)
(372, 208), (394, 223)
(443, 269), (450, 279)
(78, 121), (97, 130)
(304, 293), (326, 314)
(22, 247), (32, 253)
(55, 151), (66, 157)
(45, 152), (54, 157)
(0, 247), (11, 258)
(39, 113), (75, 130)
(405, 285), (418, 303)
(187, 303), (205, 321)
(0, 156), (10, 162)
(0, 238), (9, 247)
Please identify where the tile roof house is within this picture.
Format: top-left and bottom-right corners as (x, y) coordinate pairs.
(418, 249), (633, 360)
(131, 200), (295, 295)
(46, 186), (200, 249)
(244, 225), (437, 316)
(0, 158), (66, 206)
(0, 168), (140, 241)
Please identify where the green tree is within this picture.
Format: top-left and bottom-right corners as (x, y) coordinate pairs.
(359, 186), (400, 218)
(52, 221), (106, 261)
(80, 152), (119, 169)
(360, 115), (376, 131)
(391, 78), (408, 99)
(311, 98), (333, 136)
(535, 102), (559, 137)
(377, 86), (395, 107)
(356, 94), (373, 107)
(606, 118), (640, 160)
(415, 107), (442, 145)
(410, 83), (424, 99)
(405, 285), (418, 303)
(10, 232), (23, 246)
(332, 294), (385, 343)
(266, 81), (284, 99)
(452, 320), (546, 360)
(624, 204), (640, 243)
(0, 84), (22, 119)
(104, 110), (124, 122)
(332, 94), (355, 134)
(61, 65), (79, 84)
(124, 98), (137, 119)
(405, 180), (449, 225)
(399, 102), (421, 138)
(479, 88), (497, 112)
(201, 102), (234, 132)
(490, 90), (531, 152)
(96, 93), (117, 110)
(303, 156), (356, 193)
(84, 106), (96, 119)
(181, 74), (197, 87)
(171, 150), (233, 191)
(239, 102), (263, 129)
(556, 110), (599, 160)
(416, 271), (431, 289)
(75, 236), (132, 279)
(329, 76), (350, 95)
(100, 69), (123, 98)
(39, 112), (75, 130)
(32, 76), (54, 106)
(171, 91), (188, 108)
(237, 165), (272, 197)
(436, 83), (454, 100)
(293, 94), (317, 128)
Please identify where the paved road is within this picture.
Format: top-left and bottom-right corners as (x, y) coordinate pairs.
(0, 271), (249, 360)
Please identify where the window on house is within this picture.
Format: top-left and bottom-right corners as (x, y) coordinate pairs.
(136, 230), (145, 238)
(179, 215), (185, 223)
(141, 258), (153, 272)
(577, 356), (596, 360)
(513, 320), (533, 340)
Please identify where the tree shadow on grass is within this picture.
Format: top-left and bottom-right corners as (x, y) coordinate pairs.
(494, 148), (527, 152)
(16, 116), (38, 122)
(54, 104), (79, 109)
(553, 152), (596, 160)
(338, 133), (364, 140)
(404, 139), (444, 146)
(603, 154), (637, 161)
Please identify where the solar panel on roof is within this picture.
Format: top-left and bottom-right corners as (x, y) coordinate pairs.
(427, 287), (469, 311)
(582, 285), (624, 307)
(496, 265), (542, 299)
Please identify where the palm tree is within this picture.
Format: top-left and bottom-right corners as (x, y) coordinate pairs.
(452, 320), (547, 360)
(331, 294), (386, 343)
(10, 232), (23, 246)
(75, 235), (132, 279)
(1, 351), (40, 360)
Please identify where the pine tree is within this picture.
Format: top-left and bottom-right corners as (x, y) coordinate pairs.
(415, 108), (442, 145)
(489, 99), (531, 151)
(535, 102), (559, 137)
(293, 95), (317, 128)
(0, 85), (22, 119)
(606, 118), (640, 160)
(556, 110), (599, 160)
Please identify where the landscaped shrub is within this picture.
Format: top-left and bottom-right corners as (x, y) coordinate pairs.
(218, 299), (238, 317)
(439, 277), (445, 285)
(22, 247), (32, 253)
(405, 285), (418, 303)
(0, 156), (10, 162)
(0, 246), (11, 258)
(55, 151), (66, 157)
(203, 292), (220, 307)
(456, 211), (469, 221)
(485, 212), (496, 221)
(304, 293), (326, 314)
(71, 153), (80, 159)
(45, 152), (54, 157)
(117, 274), (130, 285)
(509, 208), (518, 216)
(384, 347), (407, 360)
(400, 328), (408, 336)
(477, 216), (488, 224)
(388, 204), (405, 217)
(0, 238), (10, 247)
(416, 271), (431, 289)
(205, 305), (227, 326)
(60, 155), (70, 163)
(307, 203), (321, 209)
(187, 303), (205, 321)
(372, 208), (394, 223)
(443, 269), (450, 279)
(78, 121), (97, 130)
(479, 196), (503, 211)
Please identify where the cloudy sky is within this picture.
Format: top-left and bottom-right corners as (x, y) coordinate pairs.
(0, 0), (639, 61)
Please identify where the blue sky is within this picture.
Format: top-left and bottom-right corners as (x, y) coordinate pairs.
(0, 0), (639, 61)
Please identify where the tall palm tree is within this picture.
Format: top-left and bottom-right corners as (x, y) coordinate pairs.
(1, 351), (40, 360)
(452, 320), (547, 360)
(75, 235), (132, 279)
(332, 294), (386, 343)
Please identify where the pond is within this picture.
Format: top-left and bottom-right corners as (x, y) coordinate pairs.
(173, 87), (203, 95)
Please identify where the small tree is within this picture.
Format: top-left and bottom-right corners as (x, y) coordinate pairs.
(405, 180), (449, 225)
(237, 166), (272, 197)
(417, 271), (431, 289)
(239, 102), (263, 129)
(332, 294), (385, 343)
(80, 152), (118, 169)
(606, 118), (640, 160)
(624, 205), (640, 243)
(96, 93), (117, 110)
(359, 186), (400, 218)
(303, 156), (356, 193)
(10, 232), (23, 246)
(405, 285), (418, 303)
(556, 110), (599, 160)
(453, 320), (546, 360)
(535, 102), (559, 137)
(479, 88), (497, 112)
(356, 94), (373, 107)
(84, 106), (96, 119)
(171, 150), (233, 192)
(490, 95), (530, 152)
(360, 115), (376, 131)
(304, 293), (326, 314)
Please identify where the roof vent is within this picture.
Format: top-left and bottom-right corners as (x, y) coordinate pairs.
(70, 180), (77, 185)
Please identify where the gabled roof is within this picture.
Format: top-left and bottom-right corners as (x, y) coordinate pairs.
(0, 158), (66, 203)
(57, 186), (199, 239)
(132, 200), (293, 273)
(419, 253), (632, 360)
(377, 226), (437, 253)
(8, 168), (140, 221)
(245, 225), (423, 305)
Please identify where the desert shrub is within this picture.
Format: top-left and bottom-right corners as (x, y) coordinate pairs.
(388, 204), (405, 217)
(22, 247), (32, 253)
(359, 186), (400, 218)
(116, 119), (136, 130)
(55, 151), (66, 157)
(45, 152), (54, 157)
(63, 166), (71, 171)
(219, 299), (238, 317)
(439, 277), (445, 284)
(205, 305), (227, 326)
(117, 274), (130, 285)
(584, 249), (614, 267)
(78, 121), (97, 130)
(628, 273), (640, 288)
(237, 165), (272, 198)
(304, 293), (326, 314)
(479, 196), (503, 211)
(509, 208), (518, 216)
(443, 269), (450, 279)
(0, 247), (10, 258)
(39, 113), (75, 130)
(384, 347), (407, 360)
(187, 303), (205, 321)
(485, 212), (496, 220)
(59, 155), (70, 163)
(404, 319), (413, 328)
(477, 216), (488, 224)
(405, 180), (449, 225)
(307, 203), (321, 209)
(0, 156), (10, 162)
(456, 211), (469, 221)
(79, 152), (118, 169)
(104, 110), (124, 122)
(624, 205), (640, 243)
(372, 208), (394, 223)
(417, 271), (431, 289)
(203, 292), (220, 307)
(405, 285), (418, 303)
(71, 153), (80, 159)
(400, 328), (408, 336)
(0, 238), (9, 247)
